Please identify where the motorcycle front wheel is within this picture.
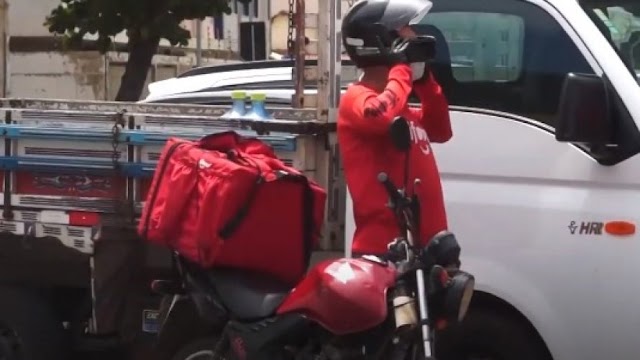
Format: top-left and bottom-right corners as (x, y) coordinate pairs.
(378, 332), (429, 360)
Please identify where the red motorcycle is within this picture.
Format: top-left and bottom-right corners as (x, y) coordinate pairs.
(152, 117), (475, 360)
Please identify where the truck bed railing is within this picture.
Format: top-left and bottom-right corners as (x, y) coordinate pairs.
(0, 98), (329, 218)
(0, 98), (319, 121)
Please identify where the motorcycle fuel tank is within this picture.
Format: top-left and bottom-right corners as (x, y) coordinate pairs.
(276, 257), (397, 335)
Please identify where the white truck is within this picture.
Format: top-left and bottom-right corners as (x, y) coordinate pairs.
(145, 1), (640, 360)
(0, 0), (638, 360)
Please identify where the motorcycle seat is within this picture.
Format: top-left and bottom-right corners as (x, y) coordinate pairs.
(206, 268), (292, 321)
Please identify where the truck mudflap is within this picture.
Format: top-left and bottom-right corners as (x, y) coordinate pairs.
(0, 232), (90, 287)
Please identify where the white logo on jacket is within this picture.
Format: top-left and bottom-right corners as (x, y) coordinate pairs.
(409, 121), (431, 155)
(198, 159), (212, 169)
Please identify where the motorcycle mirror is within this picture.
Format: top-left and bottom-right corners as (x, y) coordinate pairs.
(390, 116), (411, 152)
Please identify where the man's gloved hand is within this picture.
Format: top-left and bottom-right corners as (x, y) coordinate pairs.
(413, 68), (444, 101)
(406, 36), (436, 82)
(386, 42), (430, 83)
(411, 62), (431, 82)
(381, 37), (411, 65)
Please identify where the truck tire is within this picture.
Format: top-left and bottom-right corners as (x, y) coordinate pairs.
(170, 336), (229, 360)
(0, 286), (69, 360)
(436, 308), (551, 360)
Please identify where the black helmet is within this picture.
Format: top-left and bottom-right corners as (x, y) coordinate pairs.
(342, 0), (433, 68)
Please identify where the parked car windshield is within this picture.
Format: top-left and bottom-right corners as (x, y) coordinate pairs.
(581, 1), (640, 81)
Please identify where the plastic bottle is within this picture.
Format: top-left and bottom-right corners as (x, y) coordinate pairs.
(219, 91), (247, 119)
(243, 93), (273, 121)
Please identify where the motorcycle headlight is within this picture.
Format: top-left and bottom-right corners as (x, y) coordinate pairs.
(444, 271), (475, 322)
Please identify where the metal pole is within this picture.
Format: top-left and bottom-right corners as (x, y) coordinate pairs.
(249, 1), (255, 60)
(266, 0), (272, 56)
(328, 0), (342, 112)
(195, 19), (203, 67)
(317, 0), (344, 250)
(292, 0), (306, 108)
(0, 0), (7, 97)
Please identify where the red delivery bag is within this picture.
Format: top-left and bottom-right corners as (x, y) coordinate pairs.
(138, 131), (326, 285)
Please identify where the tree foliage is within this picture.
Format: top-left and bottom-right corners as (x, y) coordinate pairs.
(45, 0), (232, 101)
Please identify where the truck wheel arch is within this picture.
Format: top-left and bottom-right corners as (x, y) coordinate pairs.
(436, 291), (553, 360)
(475, 291), (552, 351)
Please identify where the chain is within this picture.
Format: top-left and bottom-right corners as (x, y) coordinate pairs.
(286, 0), (295, 57)
(111, 110), (126, 169)
(111, 109), (129, 217)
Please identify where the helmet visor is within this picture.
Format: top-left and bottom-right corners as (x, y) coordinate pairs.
(380, 0), (433, 30)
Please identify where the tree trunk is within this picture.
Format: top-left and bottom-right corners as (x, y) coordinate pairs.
(115, 32), (160, 102)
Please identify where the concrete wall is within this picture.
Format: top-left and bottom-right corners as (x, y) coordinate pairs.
(2, 0), (245, 100)
(7, 0), (57, 37)
(7, 51), (233, 100)
(6, 0), (256, 51)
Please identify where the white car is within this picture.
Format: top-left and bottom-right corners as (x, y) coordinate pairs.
(142, 59), (357, 106)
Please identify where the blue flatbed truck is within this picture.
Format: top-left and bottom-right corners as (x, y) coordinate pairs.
(0, 97), (328, 360)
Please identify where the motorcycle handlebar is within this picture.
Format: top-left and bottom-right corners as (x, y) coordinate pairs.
(379, 171), (420, 249)
(377, 172), (401, 207)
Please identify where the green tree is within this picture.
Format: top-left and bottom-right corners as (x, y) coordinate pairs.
(45, 0), (231, 101)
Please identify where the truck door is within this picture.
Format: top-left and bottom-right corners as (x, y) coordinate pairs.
(415, 1), (640, 360)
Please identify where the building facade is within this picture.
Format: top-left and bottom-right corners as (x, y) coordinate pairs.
(0, 0), (354, 100)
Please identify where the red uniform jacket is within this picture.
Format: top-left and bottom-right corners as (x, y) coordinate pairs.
(338, 64), (452, 255)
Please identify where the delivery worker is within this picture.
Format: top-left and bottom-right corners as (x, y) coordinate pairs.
(338, 0), (453, 257)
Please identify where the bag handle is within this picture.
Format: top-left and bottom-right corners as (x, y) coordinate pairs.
(199, 131), (275, 158)
(198, 131), (241, 151)
(228, 149), (272, 174)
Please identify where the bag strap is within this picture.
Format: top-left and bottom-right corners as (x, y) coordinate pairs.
(218, 176), (263, 240)
(218, 169), (316, 272)
(218, 153), (265, 240)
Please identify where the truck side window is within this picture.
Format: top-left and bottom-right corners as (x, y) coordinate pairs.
(420, 0), (595, 128)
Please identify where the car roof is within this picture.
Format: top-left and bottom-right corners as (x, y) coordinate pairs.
(146, 67), (294, 101)
(144, 60), (358, 103)
(175, 59), (355, 78)
(140, 89), (309, 105)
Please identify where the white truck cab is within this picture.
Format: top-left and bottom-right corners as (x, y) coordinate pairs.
(142, 0), (640, 359)
(346, 1), (640, 360)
